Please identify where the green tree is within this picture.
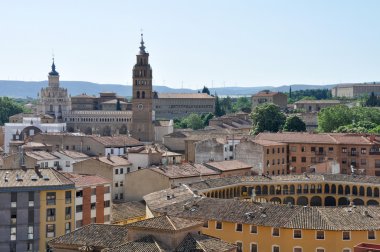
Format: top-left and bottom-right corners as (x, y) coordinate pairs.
(250, 103), (286, 135)
(283, 115), (306, 132)
(233, 97), (252, 113)
(365, 92), (379, 107)
(183, 113), (204, 130)
(0, 97), (25, 125)
(201, 113), (214, 126)
(317, 105), (352, 132)
(202, 86), (210, 95)
(214, 95), (225, 117)
(220, 96), (233, 113)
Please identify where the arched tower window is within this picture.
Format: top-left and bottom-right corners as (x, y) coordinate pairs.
(142, 91), (145, 99)
(50, 104), (53, 112)
(136, 91), (140, 99)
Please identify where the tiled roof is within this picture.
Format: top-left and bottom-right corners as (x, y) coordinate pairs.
(186, 174), (380, 191)
(90, 135), (143, 147)
(205, 160), (252, 171)
(294, 100), (341, 104)
(53, 150), (89, 159)
(48, 224), (129, 249)
(157, 93), (215, 99)
(22, 142), (52, 148)
(253, 91), (284, 97)
(0, 168), (74, 190)
(151, 163), (219, 179)
(251, 139), (287, 147)
(25, 151), (58, 160)
(61, 173), (111, 187)
(98, 156), (131, 166)
(175, 233), (236, 252)
(153, 197), (380, 231)
(111, 201), (146, 223)
(103, 236), (163, 252)
(127, 215), (204, 231)
(256, 132), (380, 145)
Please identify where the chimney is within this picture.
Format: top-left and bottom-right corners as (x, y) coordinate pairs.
(107, 153), (111, 160)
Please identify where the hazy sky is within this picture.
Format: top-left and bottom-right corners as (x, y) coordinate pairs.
(1, 0), (379, 89)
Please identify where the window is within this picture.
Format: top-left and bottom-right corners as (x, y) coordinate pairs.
(273, 245), (280, 252)
(328, 147), (334, 152)
(104, 200), (110, 208)
(236, 242), (243, 252)
(290, 146), (297, 152)
(10, 227), (16, 240)
(291, 156), (296, 162)
(272, 227), (280, 237)
(46, 208), (56, 221)
(282, 147), (285, 153)
(76, 205), (83, 213)
(65, 191), (72, 204)
(311, 147), (316, 152)
(216, 221), (223, 230)
(120, 168), (124, 174)
(27, 226), (33, 239)
(76, 190), (83, 198)
(230, 145), (234, 151)
(65, 161), (70, 167)
(368, 230), (375, 239)
(267, 149), (270, 154)
(342, 249), (351, 252)
(361, 148), (367, 154)
(342, 147), (347, 153)
(301, 157), (306, 163)
(301, 146), (305, 152)
(342, 231), (350, 240)
(293, 229), (302, 238)
(28, 209), (34, 225)
(294, 248), (302, 252)
(120, 181), (124, 187)
(115, 168), (119, 174)
(28, 192), (34, 207)
(65, 222), (71, 234)
(91, 202), (96, 210)
(203, 221), (208, 228)
(316, 248), (325, 252)
(250, 225), (258, 234)
(46, 192), (56, 205)
(27, 242), (33, 251)
(65, 207), (71, 220)
(316, 230), (324, 239)
(46, 224), (55, 238)
(120, 193), (124, 199)
(76, 220), (83, 228)
(127, 167), (130, 173)
(91, 188), (96, 195)
(236, 223), (243, 232)
(11, 192), (17, 208)
(250, 243), (258, 252)
(104, 186), (110, 193)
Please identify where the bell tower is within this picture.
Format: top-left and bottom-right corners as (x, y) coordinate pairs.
(131, 34), (154, 142)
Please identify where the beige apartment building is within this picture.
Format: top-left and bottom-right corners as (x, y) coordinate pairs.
(256, 132), (380, 176)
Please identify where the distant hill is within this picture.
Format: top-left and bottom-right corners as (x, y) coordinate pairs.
(0, 80), (336, 98)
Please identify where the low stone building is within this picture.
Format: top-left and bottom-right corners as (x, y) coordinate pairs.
(153, 93), (215, 120)
(235, 138), (288, 175)
(251, 90), (288, 110)
(30, 132), (143, 157)
(293, 99), (341, 112)
(331, 82), (380, 98)
(48, 216), (236, 252)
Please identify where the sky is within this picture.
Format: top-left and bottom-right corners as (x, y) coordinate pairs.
(0, 0), (379, 89)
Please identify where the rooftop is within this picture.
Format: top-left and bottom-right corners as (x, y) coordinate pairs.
(49, 224), (129, 249)
(0, 168), (74, 190)
(90, 135), (143, 147)
(111, 201), (146, 223)
(53, 150), (89, 159)
(156, 93), (215, 99)
(253, 91), (285, 97)
(61, 173), (111, 187)
(150, 163), (219, 179)
(127, 215), (204, 232)
(97, 156), (131, 166)
(206, 160), (252, 171)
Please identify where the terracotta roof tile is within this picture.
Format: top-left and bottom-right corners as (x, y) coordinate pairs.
(127, 215), (203, 231)
(111, 201), (146, 223)
(61, 173), (111, 187)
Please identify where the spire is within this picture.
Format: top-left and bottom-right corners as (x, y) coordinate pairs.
(49, 57), (59, 76)
(139, 33), (146, 54)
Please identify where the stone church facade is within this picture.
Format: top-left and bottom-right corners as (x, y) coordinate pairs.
(36, 60), (71, 121)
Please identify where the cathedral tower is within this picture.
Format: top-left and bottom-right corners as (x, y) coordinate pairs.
(131, 34), (154, 142)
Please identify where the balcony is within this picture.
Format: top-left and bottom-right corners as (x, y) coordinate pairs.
(369, 151), (380, 155)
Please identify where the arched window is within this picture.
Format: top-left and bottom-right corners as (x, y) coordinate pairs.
(345, 185), (350, 195)
(331, 184), (336, 194)
(289, 185), (295, 194)
(359, 186), (365, 196)
(49, 104), (53, 112)
(367, 187), (373, 197)
(375, 188), (379, 197)
(136, 91), (140, 99)
(352, 186), (358, 196)
(142, 91), (145, 99)
(338, 185), (344, 195)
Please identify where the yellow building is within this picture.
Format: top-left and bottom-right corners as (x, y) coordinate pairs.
(144, 174), (380, 252)
(39, 188), (75, 251)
